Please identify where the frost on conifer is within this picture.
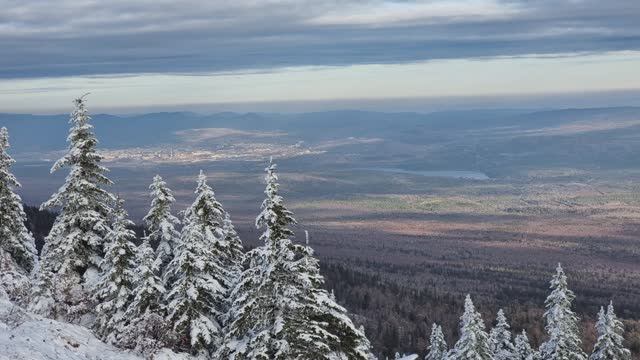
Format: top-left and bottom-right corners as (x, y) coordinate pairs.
(30, 96), (115, 321)
(489, 309), (515, 360)
(126, 239), (165, 320)
(287, 234), (374, 359)
(93, 198), (138, 344)
(589, 302), (630, 360)
(515, 330), (538, 360)
(426, 323), (448, 360)
(0, 127), (37, 303)
(218, 160), (373, 360)
(539, 264), (586, 360)
(143, 175), (180, 274)
(450, 295), (492, 360)
(121, 238), (170, 353)
(222, 211), (245, 269)
(255, 159), (296, 250)
(163, 171), (236, 354)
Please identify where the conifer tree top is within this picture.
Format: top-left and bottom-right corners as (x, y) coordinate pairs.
(138, 238), (157, 270)
(0, 126), (37, 276)
(590, 301), (631, 360)
(0, 127), (19, 188)
(143, 174), (180, 271)
(463, 294), (476, 320)
(515, 329), (531, 344)
(29, 96), (117, 320)
(495, 309), (508, 327)
(451, 294), (493, 360)
(42, 95), (114, 211)
(426, 323), (447, 360)
(546, 263), (576, 308)
(144, 175), (177, 221)
(49, 95), (109, 178)
(490, 308), (515, 360)
(514, 330), (535, 360)
(183, 170), (225, 231)
(112, 197), (135, 233)
(551, 263), (568, 288)
(124, 237), (165, 320)
(255, 159), (297, 249)
(93, 197), (138, 340)
(595, 306), (607, 334)
(541, 263), (586, 360)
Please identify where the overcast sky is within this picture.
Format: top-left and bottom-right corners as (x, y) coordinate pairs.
(1, 0), (640, 112)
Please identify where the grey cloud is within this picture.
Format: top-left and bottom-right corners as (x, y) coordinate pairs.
(0, 0), (639, 79)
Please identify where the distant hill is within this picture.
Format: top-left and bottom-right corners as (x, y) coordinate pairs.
(2, 107), (639, 173)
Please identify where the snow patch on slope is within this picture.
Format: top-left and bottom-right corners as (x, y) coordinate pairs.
(398, 355), (419, 360)
(0, 298), (193, 360)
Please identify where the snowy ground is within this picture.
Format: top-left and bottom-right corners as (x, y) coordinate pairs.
(1, 295), (417, 360)
(0, 298), (192, 360)
(397, 355), (419, 360)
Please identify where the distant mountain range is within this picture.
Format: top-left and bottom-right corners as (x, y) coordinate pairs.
(1, 109), (532, 152)
(2, 107), (639, 174)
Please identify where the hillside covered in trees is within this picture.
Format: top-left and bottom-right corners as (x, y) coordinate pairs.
(0, 97), (637, 359)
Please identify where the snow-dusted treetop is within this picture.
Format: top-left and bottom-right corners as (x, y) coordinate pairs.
(489, 309), (516, 360)
(143, 174), (180, 272)
(218, 161), (373, 360)
(41, 95), (115, 267)
(540, 263), (586, 360)
(0, 126), (37, 275)
(182, 170), (225, 239)
(222, 212), (244, 267)
(514, 330), (536, 360)
(0, 127), (20, 191)
(163, 171), (235, 355)
(30, 96), (116, 321)
(127, 238), (166, 317)
(425, 323), (447, 360)
(255, 159), (296, 250)
(93, 197), (138, 343)
(451, 294), (492, 360)
(590, 302), (630, 360)
(120, 238), (168, 353)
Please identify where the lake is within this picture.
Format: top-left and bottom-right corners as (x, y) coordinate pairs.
(358, 168), (490, 180)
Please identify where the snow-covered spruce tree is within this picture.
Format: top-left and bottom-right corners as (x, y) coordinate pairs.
(217, 160), (373, 359)
(93, 197), (138, 344)
(143, 175), (180, 274)
(222, 211), (245, 267)
(605, 302), (631, 360)
(450, 295), (493, 360)
(121, 238), (170, 353)
(514, 330), (538, 360)
(163, 171), (237, 354)
(489, 309), (515, 360)
(426, 323), (448, 360)
(289, 231), (374, 359)
(0, 127), (38, 303)
(539, 264), (586, 360)
(30, 96), (115, 321)
(589, 302), (630, 360)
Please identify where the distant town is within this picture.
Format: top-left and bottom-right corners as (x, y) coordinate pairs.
(99, 142), (324, 164)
